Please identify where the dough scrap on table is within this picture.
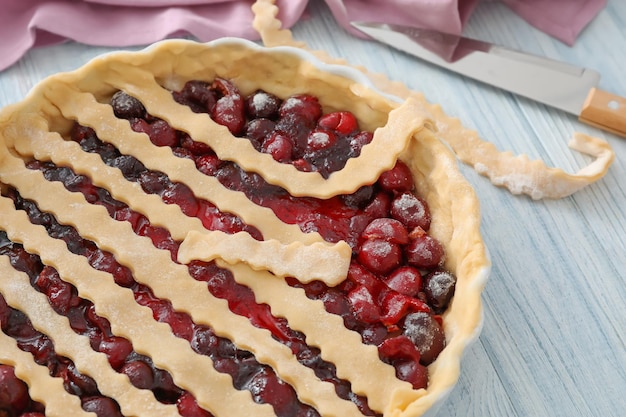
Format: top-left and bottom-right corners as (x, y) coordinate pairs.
(251, 0), (615, 200)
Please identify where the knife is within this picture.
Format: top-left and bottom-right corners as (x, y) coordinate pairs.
(351, 21), (626, 138)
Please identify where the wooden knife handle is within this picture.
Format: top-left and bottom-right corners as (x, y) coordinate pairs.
(579, 88), (626, 138)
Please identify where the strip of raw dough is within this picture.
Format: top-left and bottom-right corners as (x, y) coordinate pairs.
(0, 322), (95, 417)
(251, 0), (615, 200)
(178, 230), (351, 285)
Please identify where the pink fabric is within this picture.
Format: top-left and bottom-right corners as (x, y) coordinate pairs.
(0, 0), (606, 71)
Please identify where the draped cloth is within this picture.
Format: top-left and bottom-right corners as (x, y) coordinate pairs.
(0, 0), (606, 71)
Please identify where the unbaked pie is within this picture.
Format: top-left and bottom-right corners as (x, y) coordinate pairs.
(0, 39), (489, 417)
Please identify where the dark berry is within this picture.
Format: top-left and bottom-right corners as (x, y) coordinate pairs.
(274, 113), (313, 158)
(423, 270), (457, 313)
(402, 311), (445, 365)
(110, 90), (146, 119)
(121, 359), (155, 390)
(341, 185), (374, 209)
(174, 80), (217, 113)
(245, 118), (276, 150)
(148, 119), (179, 148)
(81, 396), (123, 417)
(245, 90), (281, 119)
(349, 131), (373, 157)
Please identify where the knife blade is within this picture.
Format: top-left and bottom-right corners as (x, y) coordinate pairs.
(351, 21), (626, 138)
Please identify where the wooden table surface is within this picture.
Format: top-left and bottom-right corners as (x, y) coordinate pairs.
(1, 1), (624, 416)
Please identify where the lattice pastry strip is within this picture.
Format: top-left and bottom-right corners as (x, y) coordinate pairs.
(0, 307), (95, 417)
(178, 230), (351, 285)
(0, 152), (368, 416)
(0, 255), (181, 417)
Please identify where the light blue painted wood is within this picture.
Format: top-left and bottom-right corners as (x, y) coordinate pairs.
(0, 1), (624, 416)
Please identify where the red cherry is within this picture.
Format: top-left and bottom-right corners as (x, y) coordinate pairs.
(177, 392), (212, 417)
(378, 335), (428, 388)
(363, 192), (392, 221)
(180, 133), (212, 155)
(0, 365), (30, 414)
(380, 290), (430, 326)
(390, 192), (431, 231)
(378, 160), (414, 193)
(394, 357), (429, 390)
(262, 132), (294, 162)
(405, 230), (444, 269)
(195, 153), (222, 176)
(291, 158), (314, 172)
(306, 129), (338, 151)
(317, 111), (358, 135)
(99, 336), (133, 371)
(151, 119), (180, 147)
(347, 285), (381, 324)
(279, 94), (322, 123)
(357, 239), (403, 275)
(361, 218), (409, 244)
(121, 360), (155, 390)
(384, 266), (423, 296)
(209, 78), (246, 135)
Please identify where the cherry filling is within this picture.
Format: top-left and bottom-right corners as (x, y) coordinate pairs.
(0, 79), (457, 417)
